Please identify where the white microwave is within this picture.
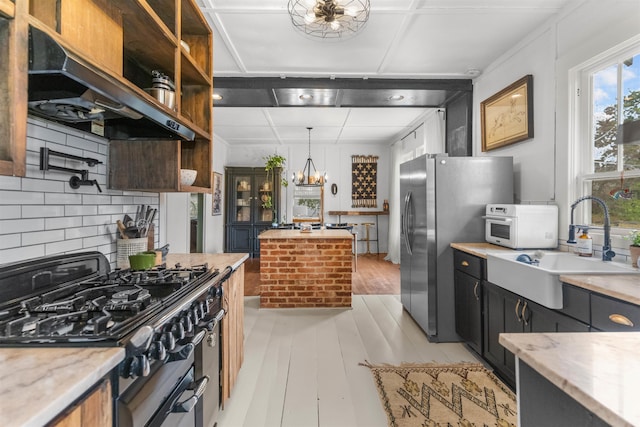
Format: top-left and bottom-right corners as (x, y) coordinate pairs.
(484, 204), (559, 249)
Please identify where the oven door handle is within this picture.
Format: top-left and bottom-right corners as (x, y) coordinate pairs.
(200, 308), (226, 332)
(173, 375), (210, 414)
(166, 330), (205, 363)
(482, 215), (513, 222)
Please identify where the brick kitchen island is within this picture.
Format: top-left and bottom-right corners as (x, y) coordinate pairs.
(258, 229), (353, 308)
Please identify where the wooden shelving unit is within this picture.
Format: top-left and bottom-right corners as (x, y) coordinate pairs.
(1, 0), (213, 192)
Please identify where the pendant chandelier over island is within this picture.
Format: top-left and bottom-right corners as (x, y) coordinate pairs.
(292, 127), (327, 187)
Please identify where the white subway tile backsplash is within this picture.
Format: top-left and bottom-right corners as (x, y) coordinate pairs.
(46, 193), (83, 205)
(0, 234), (21, 250)
(2, 118), (160, 269)
(0, 218), (45, 234)
(98, 204), (125, 215)
(45, 216), (83, 230)
(83, 235), (114, 248)
(0, 245), (46, 264)
(0, 190), (45, 205)
(0, 206), (21, 220)
(22, 229), (66, 246)
(45, 239), (83, 255)
(83, 194), (112, 205)
(27, 122), (66, 145)
(83, 215), (113, 226)
(22, 205), (65, 218)
(22, 178), (65, 193)
(64, 205), (98, 216)
(66, 226), (98, 240)
(66, 134), (99, 153)
(0, 176), (21, 191)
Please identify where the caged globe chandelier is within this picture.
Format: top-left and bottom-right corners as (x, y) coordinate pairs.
(288, 0), (370, 40)
(292, 127), (327, 187)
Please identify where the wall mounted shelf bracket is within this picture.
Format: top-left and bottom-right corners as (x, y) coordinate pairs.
(39, 147), (103, 192)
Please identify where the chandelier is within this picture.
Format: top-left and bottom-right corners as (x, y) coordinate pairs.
(287, 0), (370, 40)
(292, 127), (327, 187)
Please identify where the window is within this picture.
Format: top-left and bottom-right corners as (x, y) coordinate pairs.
(577, 44), (640, 229)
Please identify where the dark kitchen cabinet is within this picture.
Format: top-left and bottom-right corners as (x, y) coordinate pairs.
(0, 0), (27, 177)
(483, 281), (589, 388)
(453, 250), (484, 355)
(225, 167), (281, 258)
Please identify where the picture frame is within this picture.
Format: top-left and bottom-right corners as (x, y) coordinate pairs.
(212, 172), (222, 216)
(480, 75), (533, 152)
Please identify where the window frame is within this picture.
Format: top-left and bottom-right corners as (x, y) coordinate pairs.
(573, 38), (640, 236)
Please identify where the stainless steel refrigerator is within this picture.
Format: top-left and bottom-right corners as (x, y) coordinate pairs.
(400, 154), (513, 342)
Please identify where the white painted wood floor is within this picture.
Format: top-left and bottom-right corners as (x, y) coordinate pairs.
(216, 295), (482, 427)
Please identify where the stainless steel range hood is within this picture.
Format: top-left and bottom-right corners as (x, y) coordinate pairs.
(28, 26), (195, 141)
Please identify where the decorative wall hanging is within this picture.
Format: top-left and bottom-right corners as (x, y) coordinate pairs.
(351, 155), (378, 208)
(481, 75), (533, 151)
(212, 172), (223, 216)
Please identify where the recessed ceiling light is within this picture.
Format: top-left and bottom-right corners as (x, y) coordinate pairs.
(212, 93), (223, 100)
(466, 68), (481, 76)
(388, 95), (404, 101)
(299, 94), (314, 100)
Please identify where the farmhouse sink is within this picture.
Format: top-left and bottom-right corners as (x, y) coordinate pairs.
(486, 251), (638, 309)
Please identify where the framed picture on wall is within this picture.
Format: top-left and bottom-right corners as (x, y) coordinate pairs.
(480, 75), (533, 151)
(212, 172), (222, 216)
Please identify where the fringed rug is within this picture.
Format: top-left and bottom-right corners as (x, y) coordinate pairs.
(361, 362), (517, 427)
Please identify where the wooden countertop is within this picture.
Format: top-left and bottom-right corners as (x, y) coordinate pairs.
(500, 332), (640, 427)
(327, 210), (388, 216)
(450, 242), (514, 258)
(259, 229), (353, 239)
(0, 252), (248, 427)
(0, 347), (124, 427)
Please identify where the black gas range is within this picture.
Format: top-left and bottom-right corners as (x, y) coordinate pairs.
(0, 251), (231, 427)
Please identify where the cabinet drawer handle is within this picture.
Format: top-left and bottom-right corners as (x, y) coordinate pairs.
(515, 299), (522, 322)
(609, 314), (634, 327)
(473, 282), (479, 301)
(461, 261), (469, 267)
(521, 301), (529, 326)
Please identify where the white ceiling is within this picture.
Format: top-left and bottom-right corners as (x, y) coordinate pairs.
(198, 0), (578, 146)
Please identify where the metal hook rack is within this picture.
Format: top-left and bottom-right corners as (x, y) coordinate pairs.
(39, 147), (103, 192)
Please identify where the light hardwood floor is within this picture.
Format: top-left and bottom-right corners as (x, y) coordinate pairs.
(216, 294), (482, 427)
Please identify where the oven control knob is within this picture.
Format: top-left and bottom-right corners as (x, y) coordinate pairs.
(123, 355), (150, 378)
(189, 307), (201, 325)
(179, 315), (193, 334)
(201, 300), (210, 315)
(149, 341), (167, 361)
(160, 331), (176, 351)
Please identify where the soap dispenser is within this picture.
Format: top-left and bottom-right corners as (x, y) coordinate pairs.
(577, 228), (593, 257)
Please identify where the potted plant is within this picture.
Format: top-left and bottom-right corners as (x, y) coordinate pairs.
(625, 230), (640, 267)
(264, 154), (288, 188)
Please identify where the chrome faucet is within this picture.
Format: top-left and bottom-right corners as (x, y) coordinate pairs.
(567, 196), (616, 261)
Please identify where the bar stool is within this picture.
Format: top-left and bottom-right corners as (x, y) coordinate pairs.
(325, 223), (357, 272)
(361, 222), (375, 254)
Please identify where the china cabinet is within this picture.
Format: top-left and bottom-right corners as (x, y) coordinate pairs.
(224, 167), (281, 257)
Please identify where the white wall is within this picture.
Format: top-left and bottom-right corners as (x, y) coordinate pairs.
(223, 142), (392, 253)
(474, 0), (640, 259)
(0, 117), (159, 268)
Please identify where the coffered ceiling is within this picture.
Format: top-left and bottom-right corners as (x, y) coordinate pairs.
(197, 0), (580, 146)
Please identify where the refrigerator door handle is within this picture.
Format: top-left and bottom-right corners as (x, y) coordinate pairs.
(403, 191), (413, 255)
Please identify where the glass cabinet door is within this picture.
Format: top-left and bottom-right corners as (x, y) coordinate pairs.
(233, 175), (252, 222)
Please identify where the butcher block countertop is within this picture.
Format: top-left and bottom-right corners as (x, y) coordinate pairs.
(0, 252), (248, 427)
(500, 332), (640, 427)
(451, 242), (640, 305)
(259, 229), (353, 239)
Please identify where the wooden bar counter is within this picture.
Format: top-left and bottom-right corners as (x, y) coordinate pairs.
(258, 229), (353, 308)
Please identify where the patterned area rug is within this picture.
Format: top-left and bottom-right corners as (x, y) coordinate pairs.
(361, 362), (517, 427)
